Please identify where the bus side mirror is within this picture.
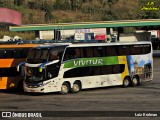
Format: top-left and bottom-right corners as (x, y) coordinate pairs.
(17, 62), (25, 72)
(21, 66), (25, 76)
(17, 62), (25, 76)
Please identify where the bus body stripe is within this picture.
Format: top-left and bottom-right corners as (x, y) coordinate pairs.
(118, 56), (129, 81)
(0, 77), (7, 89)
(64, 56), (119, 68)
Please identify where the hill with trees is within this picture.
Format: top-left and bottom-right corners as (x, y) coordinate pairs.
(0, 0), (160, 39)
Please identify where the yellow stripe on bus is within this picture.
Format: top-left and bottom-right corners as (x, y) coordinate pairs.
(0, 77), (7, 89)
(118, 56), (129, 81)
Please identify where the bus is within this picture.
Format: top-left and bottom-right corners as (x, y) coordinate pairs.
(19, 41), (153, 94)
(0, 44), (40, 90)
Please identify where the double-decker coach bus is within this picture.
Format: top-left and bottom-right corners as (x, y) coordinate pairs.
(19, 41), (153, 94)
(0, 44), (39, 90)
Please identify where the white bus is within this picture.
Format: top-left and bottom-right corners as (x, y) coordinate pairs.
(18, 41), (153, 94)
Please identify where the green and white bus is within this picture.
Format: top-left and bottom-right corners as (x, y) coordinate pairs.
(18, 41), (153, 94)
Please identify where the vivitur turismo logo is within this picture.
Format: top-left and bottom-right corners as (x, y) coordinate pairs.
(141, 0), (160, 11)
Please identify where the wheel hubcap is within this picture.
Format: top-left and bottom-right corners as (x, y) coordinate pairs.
(133, 78), (137, 85)
(73, 84), (79, 92)
(62, 85), (68, 93)
(124, 79), (129, 86)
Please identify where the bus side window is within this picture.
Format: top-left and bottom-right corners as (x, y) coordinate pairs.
(6, 50), (13, 58)
(41, 50), (49, 60)
(63, 48), (76, 61)
(118, 46), (130, 55)
(3, 50), (8, 58)
(23, 48), (29, 57)
(49, 51), (59, 61)
(130, 46), (142, 55)
(142, 45), (151, 54)
(0, 49), (5, 58)
(13, 49), (18, 58)
(83, 47), (93, 58)
(113, 64), (125, 74)
(75, 48), (82, 58)
(99, 47), (106, 57)
(101, 65), (113, 75)
(14, 49), (24, 58)
(94, 47), (105, 57)
(106, 46), (117, 56)
(125, 46), (131, 55)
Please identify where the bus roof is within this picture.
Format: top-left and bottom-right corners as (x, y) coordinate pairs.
(0, 44), (40, 48)
(69, 41), (152, 47)
(34, 41), (151, 49)
(36, 43), (71, 49)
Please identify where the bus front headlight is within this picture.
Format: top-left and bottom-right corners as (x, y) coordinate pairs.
(38, 82), (43, 87)
(43, 81), (51, 86)
(48, 73), (52, 79)
(39, 67), (43, 72)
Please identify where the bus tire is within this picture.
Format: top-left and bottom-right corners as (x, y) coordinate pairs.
(17, 80), (24, 92)
(60, 82), (70, 95)
(70, 81), (81, 93)
(123, 77), (130, 88)
(131, 76), (139, 87)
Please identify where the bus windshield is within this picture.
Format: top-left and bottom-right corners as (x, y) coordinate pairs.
(25, 66), (45, 82)
(27, 49), (50, 63)
(27, 46), (66, 63)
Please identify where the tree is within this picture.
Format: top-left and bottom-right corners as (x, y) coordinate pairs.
(14, 0), (24, 6)
(111, 0), (140, 20)
(28, 13), (34, 23)
(42, 1), (53, 23)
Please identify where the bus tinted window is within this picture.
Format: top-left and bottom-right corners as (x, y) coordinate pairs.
(49, 46), (66, 61)
(118, 46), (131, 55)
(106, 46), (117, 56)
(27, 48), (50, 63)
(0, 48), (29, 58)
(94, 47), (105, 57)
(49, 51), (58, 60)
(63, 48), (77, 60)
(130, 45), (142, 55)
(112, 64), (125, 74)
(63, 64), (125, 78)
(83, 47), (94, 58)
(0, 67), (20, 77)
(64, 47), (95, 61)
(101, 65), (113, 74)
(63, 44), (151, 61)
(141, 45), (151, 54)
(75, 48), (83, 58)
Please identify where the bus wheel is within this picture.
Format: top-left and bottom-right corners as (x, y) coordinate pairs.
(132, 76), (139, 87)
(17, 80), (24, 92)
(71, 81), (81, 93)
(60, 82), (70, 94)
(123, 77), (130, 87)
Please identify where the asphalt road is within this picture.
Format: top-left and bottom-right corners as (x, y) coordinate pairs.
(0, 57), (160, 120)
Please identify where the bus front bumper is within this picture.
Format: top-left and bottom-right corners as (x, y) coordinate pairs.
(23, 82), (59, 93)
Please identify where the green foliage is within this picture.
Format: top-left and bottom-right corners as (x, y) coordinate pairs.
(1, 0), (160, 24)
(0, 0), (160, 25)
(42, 1), (53, 23)
(28, 13), (34, 23)
(14, 0), (24, 6)
(0, 30), (35, 40)
(1, 0), (159, 39)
